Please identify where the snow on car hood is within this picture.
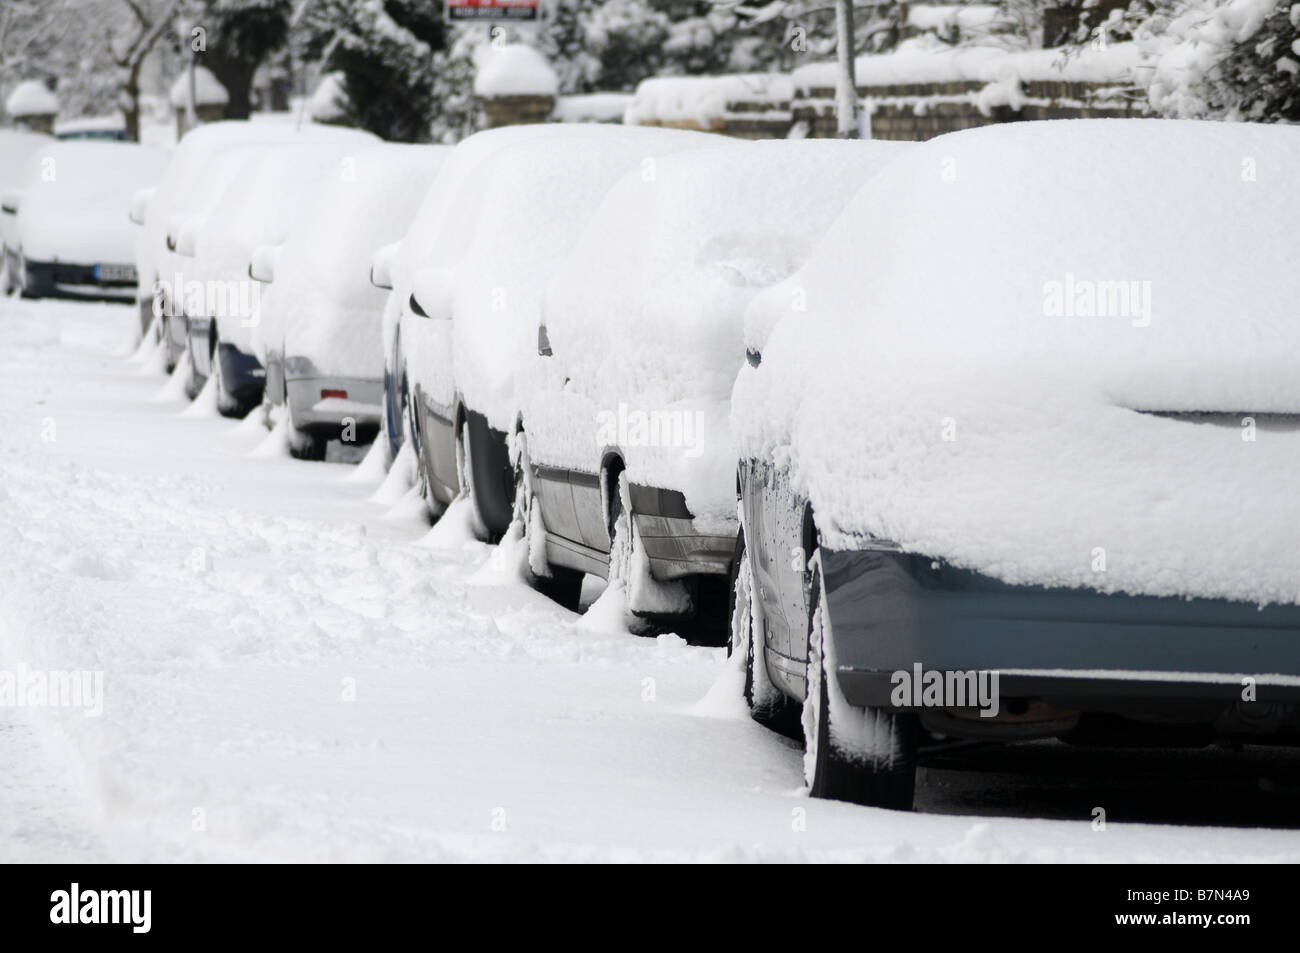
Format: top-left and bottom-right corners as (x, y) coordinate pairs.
(528, 138), (910, 532)
(735, 119), (1300, 605)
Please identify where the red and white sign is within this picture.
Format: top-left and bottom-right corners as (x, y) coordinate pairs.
(446, 0), (540, 22)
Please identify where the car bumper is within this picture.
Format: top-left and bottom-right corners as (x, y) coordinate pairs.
(822, 548), (1300, 709)
(23, 259), (137, 301)
(628, 484), (733, 579)
(285, 372), (383, 433)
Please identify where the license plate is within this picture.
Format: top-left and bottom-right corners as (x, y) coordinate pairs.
(94, 263), (136, 282)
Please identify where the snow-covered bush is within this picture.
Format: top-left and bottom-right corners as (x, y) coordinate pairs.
(1076, 0), (1299, 121)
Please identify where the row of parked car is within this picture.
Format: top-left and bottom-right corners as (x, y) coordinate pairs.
(4, 115), (1299, 811)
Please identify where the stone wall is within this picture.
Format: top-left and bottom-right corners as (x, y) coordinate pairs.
(479, 94), (556, 129)
(793, 78), (1143, 141)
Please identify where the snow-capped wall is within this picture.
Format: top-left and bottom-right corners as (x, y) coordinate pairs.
(5, 80), (59, 119)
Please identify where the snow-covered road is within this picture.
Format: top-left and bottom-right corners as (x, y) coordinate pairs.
(2, 298), (1297, 862)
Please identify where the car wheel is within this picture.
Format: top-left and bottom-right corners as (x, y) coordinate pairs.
(211, 335), (242, 418)
(162, 316), (177, 373)
(283, 377), (326, 461)
(184, 332), (203, 400)
(17, 254), (35, 298)
(803, 548), (918, 810)
(730, 529), (796, 728)
(455, 417), (490, 540)
(512, 429), (583, 611)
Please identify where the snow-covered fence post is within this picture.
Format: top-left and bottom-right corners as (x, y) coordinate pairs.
(833, 0), (859, 138)
(474, 45), (558, 130)
(169, 65), (228, 139)
(3, 80), (58, 135)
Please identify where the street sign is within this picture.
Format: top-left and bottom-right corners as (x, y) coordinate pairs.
(445, 0), (540, 22)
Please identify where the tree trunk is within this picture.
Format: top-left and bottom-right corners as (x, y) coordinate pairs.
(205, 51), (256, 120)
(834, 0), (859, 139)
(123, 78), (141, 143)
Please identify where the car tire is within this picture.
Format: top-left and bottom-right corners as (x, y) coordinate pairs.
(283, 377), (326, 461)
(184, 332), (203, 400)
(803, 549), (918, 810)
(455, 417), (490, 540)
(212, 335), (243, 419)
(730, 529), (797, 730)
(511, 429), (584, 611)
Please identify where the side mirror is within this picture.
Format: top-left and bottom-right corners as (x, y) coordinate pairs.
(743, 300), (780, 370)
(408, 267), (454, 321)
(0, 189), (21, 216)
(128, 187), (155, 226)
(249, 244), (279, 283)
(370, 241), (398, 290)
(537, 324), (553, 357)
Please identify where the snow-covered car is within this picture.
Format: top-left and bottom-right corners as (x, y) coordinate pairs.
(731, 119), (1300, 811)
(403, 124), (714, 564)
(376, 126), (585, 476)
(179, 127), (379, 415)
(0, 129), (53, 291)
(135, 122), (313, 364)
(517, 139), (907, 622)
(55, 115), (128, 141)
(250, 142), (450, 458)
(1, 141), (166, 301)
(134, 121), (371, 367)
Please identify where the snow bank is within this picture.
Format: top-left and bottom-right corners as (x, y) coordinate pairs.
(257, 143), (450, 382)
(169, 66), (230, 109)
(735, 119), (1300, 605)
(473, 44), (559, 98)
(13, 142), (167, 264)
(525, 138), (910, 533)
(5, 80), (58, 118)
(626, 74), (793, 126)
